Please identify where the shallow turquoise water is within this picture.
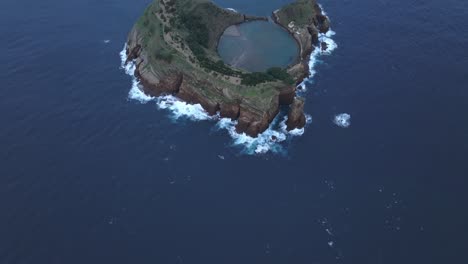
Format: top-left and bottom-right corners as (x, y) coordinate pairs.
(217, 20), (299, 72)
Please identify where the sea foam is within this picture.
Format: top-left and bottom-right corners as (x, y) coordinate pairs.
(334, 113), (351, 128)
(120, 6), (337, 155)
(225, 8), (238, 13)
(298, 30), (338, 92)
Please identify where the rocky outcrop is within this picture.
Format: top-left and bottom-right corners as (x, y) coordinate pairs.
(314, 13), (330, 33)
(137, 69), (183, 96)
(321, 41), (328, 51)
(308, 26), (320, 46)
(286, 97), (306, 130)
(176, 76), (220, 115)
(273, 0), (331, 86)
(220, 102), (240, 120)
(278, 85), (296, 105)
(236, 95), (279, 137)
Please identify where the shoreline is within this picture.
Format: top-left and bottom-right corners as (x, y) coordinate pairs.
(125, 0), (330, 138)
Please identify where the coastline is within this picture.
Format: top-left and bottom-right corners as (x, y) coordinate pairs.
(124, 0), (331, 139)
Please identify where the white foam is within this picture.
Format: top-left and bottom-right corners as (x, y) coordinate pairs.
(334, 113), (351, 128)
(120, 45), (213, 121)
(225, 8), (238, 13)
(119, 44), (135, 75)
(156, 95), (212, 121)
(103, 40), (111, 44)
(319, 4), (328, 17)
(319, 30), (338, 55)
(128, 79), (154, 103)
(297, 27), (338, 92)
(278, 115), (313, 137)
(216, 118), (287, 155)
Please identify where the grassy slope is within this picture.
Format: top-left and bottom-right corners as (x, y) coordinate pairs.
(276, 0), (317, 27)
(173, 0), (244, 50)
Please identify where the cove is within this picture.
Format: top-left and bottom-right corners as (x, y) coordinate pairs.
(217, 20), (299, 72)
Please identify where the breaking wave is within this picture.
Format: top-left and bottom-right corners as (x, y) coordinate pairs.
(334, 113), (351, 128)
(225, 8), (238, 13)
(298, 30), (338, 92)
(157, 95), (214, 121)
(119, 7), (337, 155)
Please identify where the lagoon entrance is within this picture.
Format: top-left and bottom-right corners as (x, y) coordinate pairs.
(217, 21), (299, 72)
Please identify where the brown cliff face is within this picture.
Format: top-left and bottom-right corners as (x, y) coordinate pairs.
(278, 85), (296, 105)
(286, 97), (306, 130)
(219, 103), (240, 120)
(126, 44), (141, 64)
(314, 14), (330, 33)
(308, 26), (320, 46)
(136, 68), (183, 97)
(176, 77), (220, 115)
(236, 97), (279, 137)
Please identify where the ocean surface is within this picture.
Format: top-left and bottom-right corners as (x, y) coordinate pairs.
(1, 0), (468, 263)
(218, 21), (299, 72)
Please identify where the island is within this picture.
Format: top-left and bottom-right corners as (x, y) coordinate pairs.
(124, 0), (331, 136)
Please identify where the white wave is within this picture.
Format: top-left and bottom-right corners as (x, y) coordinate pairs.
(226, 8), (238, 13)
(319, 4), (328, 17)
(119, 44), (134, 75)
(103, 40), (111, 44)
(128, 79), (154, 103)
(120, 45), (212, 120)
(278, 115), (313, 137)
(319, 30), (338, 55)
(334, 113), (351, 128)
(297, 27), (337, 92)
(216, 118), (287, 155)
(121, 45), (153, 103)
(120, 45), (127, 67)
(156, 95), (213, 121)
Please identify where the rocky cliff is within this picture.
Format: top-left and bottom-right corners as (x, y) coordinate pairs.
(124, 0), (330, 136)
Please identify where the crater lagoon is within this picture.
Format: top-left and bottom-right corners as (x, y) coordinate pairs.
(218, 20), (299, 72)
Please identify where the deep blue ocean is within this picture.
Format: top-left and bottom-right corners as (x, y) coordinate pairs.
(1, 0), (468, 263)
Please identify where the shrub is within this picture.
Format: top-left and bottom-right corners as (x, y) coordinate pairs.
(241, 72), (274, 86)
(266, 67), (294, 84)
(155, 49), (175, 63)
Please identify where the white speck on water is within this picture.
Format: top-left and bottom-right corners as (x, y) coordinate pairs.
(333, 113), (351, 128)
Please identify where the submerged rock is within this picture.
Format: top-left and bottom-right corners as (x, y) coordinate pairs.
(321, 41), (329, 51)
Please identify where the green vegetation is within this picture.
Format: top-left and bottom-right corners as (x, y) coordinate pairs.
(276, 0), (317, 27)
(179, 14), (209, 48)
(155, 49), (175, 63)
(241, 72), (274, 86)
(135, 2), (177, 67)
(266, 67), (295, 85)
(241, 67), (294, 86)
